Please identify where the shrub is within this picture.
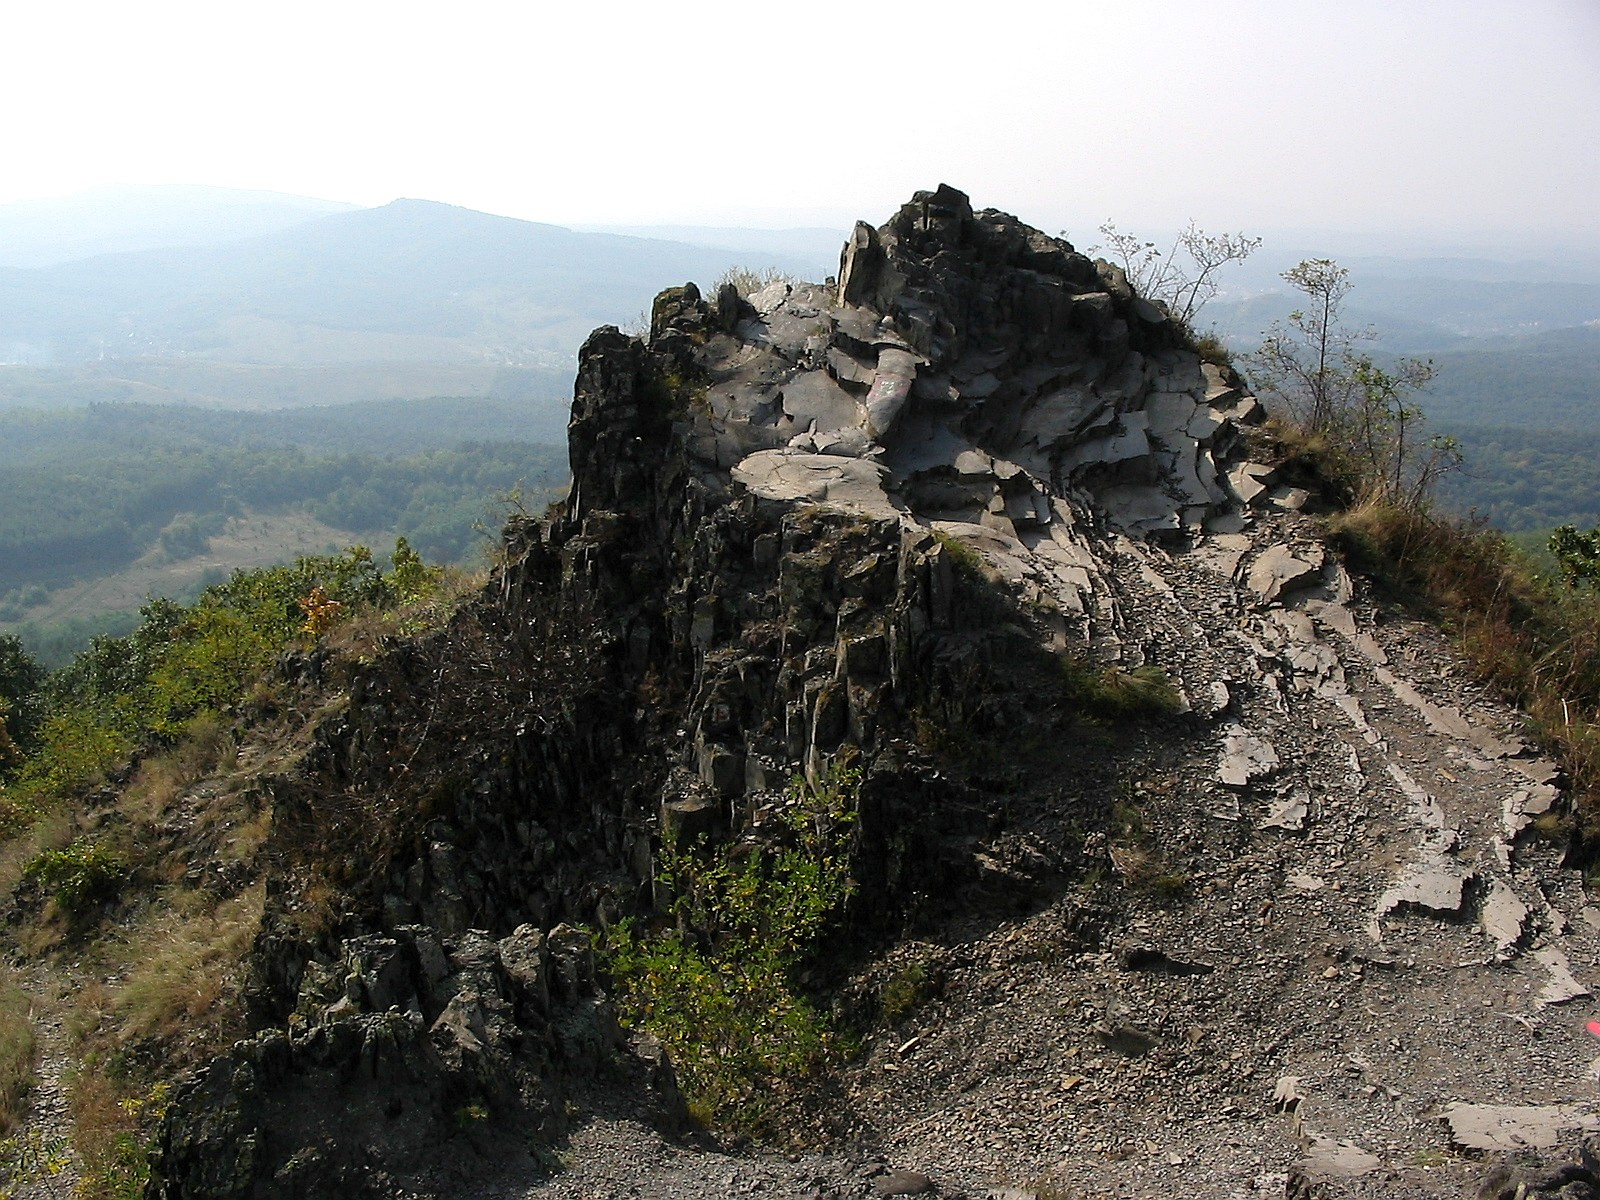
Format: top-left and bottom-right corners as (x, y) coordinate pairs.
(1091, 221), (1260, 329)
(603, 764), (859, 1135)
(880, 956), (940, 1025)
(22, 841), (125, 923)
(1191, 332), (1235, 370)
(712, 266), (796, 300)
(1, 541), (456, 837)
(1552, 524), (1600, 588)
(0, 636), (45, 771)
(1245, 259), (1458, 513)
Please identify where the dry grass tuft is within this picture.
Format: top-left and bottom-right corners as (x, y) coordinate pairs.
(321, 568), (481, 664)
(68, 1067), (169, 1200)
(0, 970), (36, 1134)
(122, 714), (232, 827)
(108, 883), (263, 1053)
(1331, 499), (1600, 823)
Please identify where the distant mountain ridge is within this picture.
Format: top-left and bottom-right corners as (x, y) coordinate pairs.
(0, 193), (827, 409)
(1207, 276), (1600, 350)
(572, 222), (844, 271)
(0, 184), (357, 268)
(3, 187), (1595, 534)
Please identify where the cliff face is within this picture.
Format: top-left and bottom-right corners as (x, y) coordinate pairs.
(522, 181), (1261, 819)
(152, 189), (1600, 1200)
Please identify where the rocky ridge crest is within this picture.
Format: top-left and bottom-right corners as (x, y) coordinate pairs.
(151, 188), (1600, 1200)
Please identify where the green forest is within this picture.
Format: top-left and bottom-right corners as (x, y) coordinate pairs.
(0, 397), (567, 664)
(3, 316), (1595, 670)
(1435, 425), (1600, 532)
(1417, 328), (1600, 531)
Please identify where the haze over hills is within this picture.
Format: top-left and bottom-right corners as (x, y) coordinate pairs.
(0, 192), (828, 414)
(0, 184), (357, 268)
(572, 223), (846, 273)
(4, 186), (1594, 393)
(0, 183), (1595, 591)
(1196, 255), (1600, 533)
(1206, 277), (1600, 351)
(0, 190), (840, 660)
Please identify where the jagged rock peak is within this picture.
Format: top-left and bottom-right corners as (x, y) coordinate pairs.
(836, 182), (1105, 323)
(561, 186), (1266, 659)
(607, 184), (1257, 531)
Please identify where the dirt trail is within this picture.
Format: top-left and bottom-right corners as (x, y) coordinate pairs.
(7, 972), (79, 1200)
(832, 510), (1600, 1198)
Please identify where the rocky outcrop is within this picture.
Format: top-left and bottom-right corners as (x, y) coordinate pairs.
(152, 924), (678, 1199)
(155, 183), (1256, 1195)
(151, 187), (1596, 1199)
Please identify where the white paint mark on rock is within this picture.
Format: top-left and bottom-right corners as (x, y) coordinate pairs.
(1298, 1134), (1381, 1176)
(1479, 880), (1528, 953)
(1262, 792), (1310, 832)
(1534, 946), (1591, 1006)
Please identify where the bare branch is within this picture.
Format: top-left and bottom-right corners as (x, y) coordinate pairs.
(1090, 220), (1260, 328)
(1245, 261), (1456, 511)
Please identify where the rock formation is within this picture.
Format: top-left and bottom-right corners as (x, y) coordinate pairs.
(151, 188), (1600, 1199)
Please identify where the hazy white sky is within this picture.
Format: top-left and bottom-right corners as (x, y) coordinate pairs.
(3, 0), (1596, 251)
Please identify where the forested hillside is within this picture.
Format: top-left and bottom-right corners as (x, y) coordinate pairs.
(0, 398), (567, 664)
(0, 193), (838, 669)
(1414, 327), (1600, 530)
(1209, 281), (1600, 534)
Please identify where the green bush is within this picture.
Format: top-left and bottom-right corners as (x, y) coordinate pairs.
(604, 765), (859, 1134)
(1190, 332), (1235, 370)
(0, 541), (454, 836)
(0, 1128), (71, 1198)
(1552, 524), (1600, 588)
(22, 842), (125, 922)
(70, 1080), (170, 1200)
(880, 958), (939, 1025)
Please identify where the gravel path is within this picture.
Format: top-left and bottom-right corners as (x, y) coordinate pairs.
(7, 973), (79, 1200)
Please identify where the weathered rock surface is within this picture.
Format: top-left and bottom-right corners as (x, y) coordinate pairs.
(148, 188), (1600, 1200)
(151, 926), (680, 1199)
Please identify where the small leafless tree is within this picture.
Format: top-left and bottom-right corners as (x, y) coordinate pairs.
(1247, 258), (1459, 511)
(1093, 220), (1262, 328)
